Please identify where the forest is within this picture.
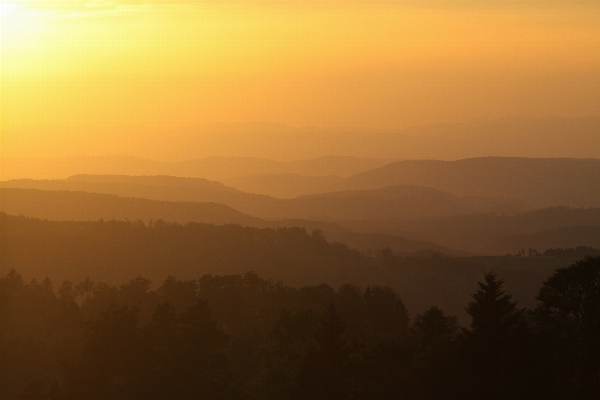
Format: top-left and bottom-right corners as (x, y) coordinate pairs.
(1, 143), (599, 400)
(1, 256), (599, 399)
(1, 213), (583, 323)
(3, 0), (600, 397)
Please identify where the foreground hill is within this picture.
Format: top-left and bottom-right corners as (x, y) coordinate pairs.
(0, 188), (448, 255)
(328, 157), (600, 208)
(1, 175), (529, 220)
(0, 212), (575, 321)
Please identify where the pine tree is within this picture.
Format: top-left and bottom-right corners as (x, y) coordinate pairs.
(464, 272), (522, 342)
(460, 272), (532, 400)
(412, 306), (457, 349)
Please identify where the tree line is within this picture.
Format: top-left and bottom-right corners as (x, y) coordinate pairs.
(2, 212), (574, 323)
(1, 256), (599, 399)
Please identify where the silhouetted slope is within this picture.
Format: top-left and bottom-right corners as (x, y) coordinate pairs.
(499, 226), (600, 252)
(0, 176), (283, 219)
(287, 185), (528, 220)
(267, 218), (453, 255)
(329, 157), (600, 208)
(342, 207), (600, 254)
(0, 188), (262, 226)
(0, 188), (448, 255)
(0, 212), (574, 322)
(222, 173), (343, 198)
(0, 212), (361, 285)
(1, 176), (529, 220)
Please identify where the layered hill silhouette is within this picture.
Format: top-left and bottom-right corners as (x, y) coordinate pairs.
(499, 226), (600, 253)
(0, 187), (262, 227)
(341, 207), (600, 254)
(1, 174), (529, 221)
(3, 156), (599, 255)
(1, 187), (597, 256)
(222, 173), (343, 198)
(0, 212), (577, 320)
(327, 157), (600, 208)
(0, 212), (583, 327)
(0, 188), (449, 255)
(0, 212), (360, 285)
(282, 185), (528, 220)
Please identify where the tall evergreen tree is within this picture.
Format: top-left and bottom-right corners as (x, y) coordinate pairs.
(460, 273), (536, 400)
(412, 306), (457, 349)
(464, 272), (522, 342)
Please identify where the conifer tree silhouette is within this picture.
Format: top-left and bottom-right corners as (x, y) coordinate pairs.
(460, 272), (531, 400)
(464, 272), (522, 342)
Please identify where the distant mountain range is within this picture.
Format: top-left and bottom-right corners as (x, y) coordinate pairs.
(341, 207), (600, 254)
(0, 174), (531, 220)
(0, 155), (391, 181)
(2, 156), (599, 255)
(222, 173), (343, 198)
(0, 188), (450, 255)
(2, 116), (599, 180)
(0, 187), (262, 227)
(328, 157), (600, 208)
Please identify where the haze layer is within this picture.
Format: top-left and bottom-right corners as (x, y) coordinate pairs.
(2, 1), (599, 160)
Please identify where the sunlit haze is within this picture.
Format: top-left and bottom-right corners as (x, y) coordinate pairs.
(1, 0), (600, 161)
(2, 3), (600, 398)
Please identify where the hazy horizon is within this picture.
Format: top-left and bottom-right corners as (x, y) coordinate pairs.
(1, 116), (599, 171)
(2, 1), (600, 161)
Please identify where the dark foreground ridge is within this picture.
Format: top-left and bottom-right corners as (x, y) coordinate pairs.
(0, 212), (581, 322)
(1, 256), (599, 399)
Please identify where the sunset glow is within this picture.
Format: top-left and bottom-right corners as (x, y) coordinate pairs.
(1, 1), (600, 160)
(2, 4), (600, 398)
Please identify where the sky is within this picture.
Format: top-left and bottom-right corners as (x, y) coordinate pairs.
(1, 1), (599, 160)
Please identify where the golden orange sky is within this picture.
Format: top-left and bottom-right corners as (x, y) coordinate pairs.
(1, 1), (600, 160)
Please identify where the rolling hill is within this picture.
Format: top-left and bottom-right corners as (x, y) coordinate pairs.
(0, 188), (449, 255)
(222, 173), (343, 198)
(1, 175), (530, 220)
(327, 157), (600, 208)
(0, 188), (262, 227)
(341, 207), (600, 254)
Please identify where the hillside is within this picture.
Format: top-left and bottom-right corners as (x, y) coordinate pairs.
(328, 157), (600, 208)
(222, 173), (343, 198)
(285, 185), (528, 220)
(341, 207), (600, 254)
(1, 176), (529, 220)
(0, 188), (262, 227)
(0, 188), (447, 255)
(0, 213), (360, 286)
(0, 213), (576, 322)
(499, 226), (600, 252)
